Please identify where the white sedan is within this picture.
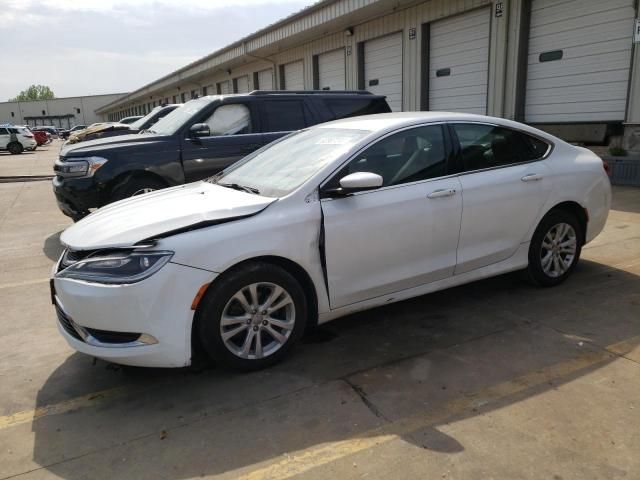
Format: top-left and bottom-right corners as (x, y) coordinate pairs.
(52, 112), (611, 370)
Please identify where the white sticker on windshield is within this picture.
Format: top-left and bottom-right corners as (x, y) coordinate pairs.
(315, 136), (355, 145)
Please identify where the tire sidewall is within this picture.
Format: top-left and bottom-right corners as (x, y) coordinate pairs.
(8, 142), (23, 154)
(528, 210), (583, 287)
(196, 262), (308, 371)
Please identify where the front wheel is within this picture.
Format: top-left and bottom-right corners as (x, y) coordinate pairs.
(196, 263), (307, 371)
(109, 177), (166, 204)
(526, 210), (583, 287)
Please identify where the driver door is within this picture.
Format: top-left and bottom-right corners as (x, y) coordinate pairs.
(321, 124), (463, 309)
(181, 102), (264, 182)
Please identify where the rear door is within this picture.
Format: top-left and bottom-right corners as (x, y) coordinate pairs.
(0, 128), (9, 148)
(450, 122), (553, 274)
(181, 101), (263, 182)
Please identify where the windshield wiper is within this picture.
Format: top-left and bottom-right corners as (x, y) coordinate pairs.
(217, 182), (260, 195)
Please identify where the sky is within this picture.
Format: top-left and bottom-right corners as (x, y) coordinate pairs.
(0, 0), (310, 101)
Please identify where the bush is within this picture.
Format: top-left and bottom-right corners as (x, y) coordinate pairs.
(608, 146), (627, 157)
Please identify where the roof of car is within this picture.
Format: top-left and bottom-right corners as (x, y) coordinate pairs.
(318, 112), (559, 140)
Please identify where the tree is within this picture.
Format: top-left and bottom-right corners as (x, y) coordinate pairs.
(9, 85), (55, 102)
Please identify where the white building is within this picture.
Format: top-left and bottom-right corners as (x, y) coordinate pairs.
(96, 0), (640, 149)
(0, 93), (128, 128)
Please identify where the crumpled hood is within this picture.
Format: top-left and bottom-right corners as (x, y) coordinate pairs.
(60, 182), (276, 250)
(68, 123), (131, 143)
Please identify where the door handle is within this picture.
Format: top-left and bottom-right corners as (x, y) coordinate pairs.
(521, 173), (543, 182)
(427, 188), (457, 199)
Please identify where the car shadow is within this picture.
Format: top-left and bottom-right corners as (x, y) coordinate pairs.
(27, 260), (639, 478)
(43, 231), (65, 261)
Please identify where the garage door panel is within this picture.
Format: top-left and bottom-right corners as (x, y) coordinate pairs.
(531, 0), (629, 26)
(257, 69), (274, 90)
(318, 49), (346, 90)
(525, 0), (634, 123)
(235, 76), (249, 93)
(431, 45), (489, 62)
(284, 61), (304, 90)
(527, 50), (631, 77)
(528, 38), (629, 60)
(428, 8), (490, 114)
(530, 27), (631, 53)
(364, 32), (403, 111)
(526, 84), (629, 104)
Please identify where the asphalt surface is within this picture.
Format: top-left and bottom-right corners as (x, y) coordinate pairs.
(0, 144), (638, 479)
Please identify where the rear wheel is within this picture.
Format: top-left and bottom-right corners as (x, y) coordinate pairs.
(526, 210), (583, 287)
(7, 142), (23, 155)
(196, 262), (307, 371)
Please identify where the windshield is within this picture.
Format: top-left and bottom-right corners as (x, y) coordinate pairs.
(129, 108), (160, 130)
(212, 128), (370, 198)
(149, 97), (216, 135)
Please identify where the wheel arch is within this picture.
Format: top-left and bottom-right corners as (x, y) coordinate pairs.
(545, 201), (588, 241)
(190, 255), (319, 363)
(102, 170), (170, 205)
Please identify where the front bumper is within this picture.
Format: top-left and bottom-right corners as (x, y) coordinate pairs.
(53, 261), (216, 368)
(52, 176), (100, 218)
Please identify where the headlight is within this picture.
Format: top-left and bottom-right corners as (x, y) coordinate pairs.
(55, 156), (108, 178)
(57, 251), (173, 284)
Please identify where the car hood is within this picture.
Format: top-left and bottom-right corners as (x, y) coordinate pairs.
(60, 133), (165, 157)
(60, 182), (277, 250)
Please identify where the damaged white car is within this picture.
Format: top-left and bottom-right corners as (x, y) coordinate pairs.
(51, 112), (611, 370)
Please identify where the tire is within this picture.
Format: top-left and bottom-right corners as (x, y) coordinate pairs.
(109, 177), (166, 203)
(196, 262), (308, 371)
(526, 210), (583, 287)
(7, 142), (23, 155)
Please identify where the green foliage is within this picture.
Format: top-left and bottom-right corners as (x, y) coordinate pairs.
(608, 146), (627, 157)
(9, 85), (55, 102)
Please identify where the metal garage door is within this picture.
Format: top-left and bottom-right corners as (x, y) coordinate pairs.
(364, 32), (403, 111)
(257, 69), (274, 90)
(235, 76), (249, 93)
(428, 8), (490, 115)
(318, 49), (345, 90)
(525, 0), (634, 123)
(218, 81), (231, 94)
(284, 61), (304, 90)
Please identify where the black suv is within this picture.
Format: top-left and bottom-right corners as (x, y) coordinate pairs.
(53, 91), (390, 220)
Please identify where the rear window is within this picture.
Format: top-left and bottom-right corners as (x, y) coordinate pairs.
(323, 98), (391, 120)
(261, 100), (312, 132)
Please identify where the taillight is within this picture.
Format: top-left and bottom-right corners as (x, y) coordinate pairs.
(602, 160), (610, 176)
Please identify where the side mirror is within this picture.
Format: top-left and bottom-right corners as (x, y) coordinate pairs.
(322, 172), (383, 198)
(189, 123), (210, 138)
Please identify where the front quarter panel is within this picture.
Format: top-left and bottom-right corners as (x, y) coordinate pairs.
(157, 198), (331, 316)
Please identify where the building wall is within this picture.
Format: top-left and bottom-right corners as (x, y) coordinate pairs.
(97, 0), (640, 150)
(0, 93), (127, 128)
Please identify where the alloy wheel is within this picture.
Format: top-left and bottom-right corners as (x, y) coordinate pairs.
(220, 282), (296, 360)
(540, 222), (577, 278)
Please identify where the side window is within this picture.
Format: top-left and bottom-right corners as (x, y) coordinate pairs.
(452, 123), (550, 172)
(261, 100), (310, 132)
(331, 125), (447, 188)
(324, 98), (391, 120)
(0, 128), (8, 135)
(203, 104), (252, 136)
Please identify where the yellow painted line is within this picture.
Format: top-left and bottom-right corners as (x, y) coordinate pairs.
(235, 349), (614, 480)
(0, 387), (128, 431)
(0, 278), (49, 290)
